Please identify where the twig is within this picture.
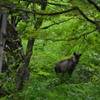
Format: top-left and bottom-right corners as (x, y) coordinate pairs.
(68, 28), (97, 41)
(41, 16), (75, 29)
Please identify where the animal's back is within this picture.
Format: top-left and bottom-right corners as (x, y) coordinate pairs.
(55, 59), (72, 73)
(61, 59), (74, 71)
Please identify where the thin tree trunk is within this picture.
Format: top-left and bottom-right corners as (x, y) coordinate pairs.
(0, 11), (8, 74)
(16, 38), (35, 91)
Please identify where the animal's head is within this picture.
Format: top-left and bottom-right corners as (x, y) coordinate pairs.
(73, 52), (82, 63)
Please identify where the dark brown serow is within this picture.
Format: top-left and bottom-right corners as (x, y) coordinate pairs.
(55, 53), (82, 77)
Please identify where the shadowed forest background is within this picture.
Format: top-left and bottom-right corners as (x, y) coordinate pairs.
(0, 0), (100, 100)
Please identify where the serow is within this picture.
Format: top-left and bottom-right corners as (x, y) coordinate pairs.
(55, 53), (82, 77)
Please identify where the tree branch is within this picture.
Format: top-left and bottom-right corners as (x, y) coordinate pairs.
(41, 16), (74, 29)
(39, 28), (97, 42)
(0, 2), (97, 25)
(68, 28), (97, 41)
(75, 7), (95, 24)
(35, 7), (77, 16)
(47, 2), (67, 7)
(16, 6), (99, 31)
(21, 6), (96, 25)
(1, 2), (99, 30)
(20, 0), (67, 7)
(87, 0), (100, 12)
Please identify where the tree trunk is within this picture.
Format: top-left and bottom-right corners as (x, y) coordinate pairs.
(16, 38), (35, 91)
(0, 9), (8, 74)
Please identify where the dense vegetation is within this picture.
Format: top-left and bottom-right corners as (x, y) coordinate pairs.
(0, 0), (100, 100)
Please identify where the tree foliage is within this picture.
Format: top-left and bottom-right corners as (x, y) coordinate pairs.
(0, 0), (100, 99)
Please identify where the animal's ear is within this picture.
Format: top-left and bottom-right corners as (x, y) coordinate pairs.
(79, 54), (82, 57)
